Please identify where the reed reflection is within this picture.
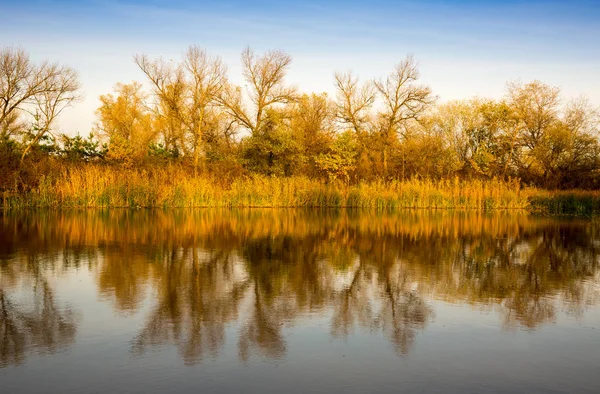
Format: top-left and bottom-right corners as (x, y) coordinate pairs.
(1, 209), (599, 365)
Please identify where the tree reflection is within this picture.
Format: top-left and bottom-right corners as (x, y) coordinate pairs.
(0, 259), (78, 367)
(328, 255), (432, 355)
(1, 210), (599, 365)
(131, 248), (250, 364)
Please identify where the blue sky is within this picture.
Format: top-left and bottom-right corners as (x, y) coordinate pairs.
(2, 0), (599, 134)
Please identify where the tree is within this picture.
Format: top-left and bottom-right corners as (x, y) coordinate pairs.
(289, 93), (335, 176)
(218, 47), (296, 136)
(58, 132), (107, 162)
(532, 99), (600, 188)
(399, 132), (459, 179)
(373, 55), (434, 175)
(135, 46), (227, 173)
(507, 82), (600, 187)
(508, 80), (560, 150)
(240, 108), (303, 176)
(507, 80), (559, 182)
(95, 82), (156, 163)
(0, 47), (81, 160)
(427, 99), (510, 178)
(315, 130), (358, 183)
(333, 72), (376, 179)
(334, 71), (375, 136)
(564, 96), (599, 136)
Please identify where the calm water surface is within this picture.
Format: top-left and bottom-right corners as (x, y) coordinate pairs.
(1, 210), (599, 393)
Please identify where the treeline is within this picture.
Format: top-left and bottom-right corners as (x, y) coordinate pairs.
(1, 45), (600, 193)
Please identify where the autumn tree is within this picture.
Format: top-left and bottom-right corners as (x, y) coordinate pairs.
(218, 47), (298, 174)
(427, 99), (511, 178)
(397, 126), (459, 180)
(135, 46), (227, 173)
(240, 107), (303, 176)
(289, 93), (336, 177)
(373, 55), (434, 176)
(533, 98), (600, 188)
(314, 130), (358, 183)
(333, 72), (375, 179)
(507, 81), (600, 187)
(95, 82), (156, 163)
(333, 57), (434, 179)
(507, 80), (559, 183)
(509, 80), (560, 149)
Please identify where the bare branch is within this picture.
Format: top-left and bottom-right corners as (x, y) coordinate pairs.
(0, 47), (82, 158)
(334, 71), (375, 134)
(135, 46), (228, 164)
(373, 55), (434, 138)
(219, 47), (296, 135)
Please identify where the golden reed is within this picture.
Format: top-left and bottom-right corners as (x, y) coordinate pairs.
(2, 164), (599, 214)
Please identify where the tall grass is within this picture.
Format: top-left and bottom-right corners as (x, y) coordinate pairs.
(0, 164), (524, 209)
(2, 164), (599, 214)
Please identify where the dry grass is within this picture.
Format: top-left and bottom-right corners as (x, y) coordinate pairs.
(2, 164), (599, 214)
(0, 164), (525, 209)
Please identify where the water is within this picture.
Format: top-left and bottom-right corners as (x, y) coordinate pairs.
(1, 209), (599, 394)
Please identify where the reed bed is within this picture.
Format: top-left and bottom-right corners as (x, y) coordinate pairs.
(2, 164), (599, 215)
(528, 189), (600, 216)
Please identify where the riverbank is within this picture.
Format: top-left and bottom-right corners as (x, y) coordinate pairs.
(3, 164), (600, 215)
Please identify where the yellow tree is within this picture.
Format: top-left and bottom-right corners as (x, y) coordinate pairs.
(508, 80), (560, 150)
(427, 99), (515, 178)
(507, 80), (559, 182)
(507, 81), (600, 187)
(95, 82), (156, 163)
(289, 93), (335, 176)
(535, 98), (600, 188)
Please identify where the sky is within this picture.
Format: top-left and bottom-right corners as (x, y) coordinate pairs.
(2, 0), (599, 135)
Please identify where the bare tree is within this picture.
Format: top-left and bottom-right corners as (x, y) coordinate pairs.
(0, 47), (81, 159)
(374, 55), (433, 138)
(0, 48), (30, 137)
(564, 96), (599, 136)
(218, 47), (296, 135)
(334, 71), (375, 136)
(373, 55), (434, 174)
(22, 64), (81, 159)
(135, 46), (227, 172)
